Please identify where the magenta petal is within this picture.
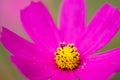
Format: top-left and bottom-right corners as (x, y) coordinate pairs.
(75, 47), (120, 80)
(51, 71), (76, 80)
(1, 27), (53, 60)
(11, 56), (59, 80)
(59, 0), (86, 43)
(77, 3), (120, 56)
(21, 2), (61, 53)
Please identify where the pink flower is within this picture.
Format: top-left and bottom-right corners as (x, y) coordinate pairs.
(1, 0), (120, 80)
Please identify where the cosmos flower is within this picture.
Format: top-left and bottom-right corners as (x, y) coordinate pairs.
(1, 0), (120, 80)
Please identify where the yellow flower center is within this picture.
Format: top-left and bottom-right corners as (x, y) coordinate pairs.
(55, 42), (80, 70)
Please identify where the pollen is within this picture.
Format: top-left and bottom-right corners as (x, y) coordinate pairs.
(54, 42), (80, 70)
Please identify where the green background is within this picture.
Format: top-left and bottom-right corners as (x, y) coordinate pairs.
(0, 0), (120, 80)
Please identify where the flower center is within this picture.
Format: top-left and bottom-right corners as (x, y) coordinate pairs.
(55, 42), (80, 70)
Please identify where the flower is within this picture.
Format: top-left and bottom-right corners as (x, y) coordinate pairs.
(1, 0), (120, 80)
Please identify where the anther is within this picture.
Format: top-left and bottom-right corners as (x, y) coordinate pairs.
(56, 53), (59, 55)
(71, 50), (74, 53)
(60, 42), (66, 48)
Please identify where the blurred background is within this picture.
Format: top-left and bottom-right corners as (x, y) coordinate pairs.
(0, 0), (120, 80)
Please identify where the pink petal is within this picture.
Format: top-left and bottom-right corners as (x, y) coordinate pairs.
(11, 56), (59, 80)
(51, 71), (76, 80)
(77, 3), (120, 56)
(59, 0), (86, 43)
(21, 2), (61, 53)
(1, 27), (53, 61)
(75, 47), (120, 80)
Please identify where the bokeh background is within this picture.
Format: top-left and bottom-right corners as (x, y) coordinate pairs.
(0, 0), (120, 80)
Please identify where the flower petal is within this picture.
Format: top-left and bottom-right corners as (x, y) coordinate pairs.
(21, 2), (61, 53)
(1, 27), (53, 61)
(11, 56), (59, 80)
(59, 0), (86, 43)
(75, 47), (120, 80)
(77, 3), (120, 56)
(50, 71), (76, 80)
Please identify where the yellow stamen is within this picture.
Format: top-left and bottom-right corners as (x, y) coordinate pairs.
(54, 42), (80, 70)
